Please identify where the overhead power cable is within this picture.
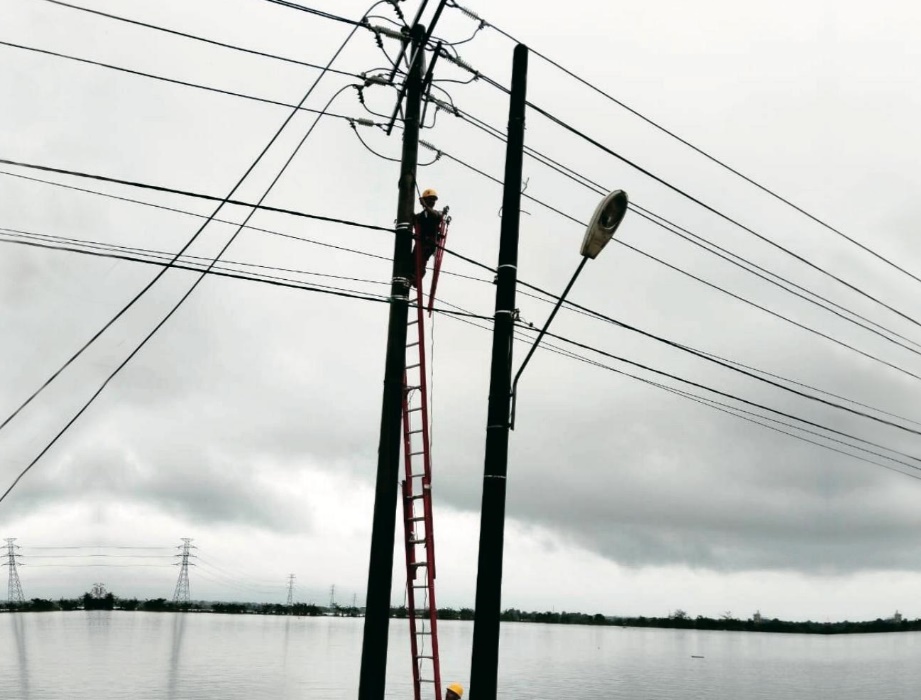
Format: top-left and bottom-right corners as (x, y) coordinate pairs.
(0, 41), (377, 124)
(425, 142), (921, 386)
(0, 2), (384, 505)
(0, 227), (390, 292)
(7, 155), (919, 432)
(455, 63), (921, 332)
(450, 2), (921, 290)
(449, 105), (921, 354)
(523, 98), (921, 331)
(8, 175), (921, 437)
(0, 158), (392, 232)
(9, 220), (921, 452)
(7, 221), (920, 484)
(258, 0), (370, 27)
(438, 292), (921, 482)
(529, 326), (921, 469)
(0, 231), (489, 323)
(34, 0), (359, 78)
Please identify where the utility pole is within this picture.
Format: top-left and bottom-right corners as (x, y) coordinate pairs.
(3, 538), (25, 605)
(172, 538), (194, 604)
(287, 574), (296, 608)
(358, 22), (426, 700)
(469, 43), (529, 700)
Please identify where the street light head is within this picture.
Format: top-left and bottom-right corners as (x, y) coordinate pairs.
(580, 190), (629, 259)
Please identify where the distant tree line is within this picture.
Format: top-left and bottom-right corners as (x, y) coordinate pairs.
(3, 597), (918, 634)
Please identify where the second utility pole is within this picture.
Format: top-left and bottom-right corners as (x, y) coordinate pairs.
(469, 43), (529, 700)
(358, 23), (426, 700)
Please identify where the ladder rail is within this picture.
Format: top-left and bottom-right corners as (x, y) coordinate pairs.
(398, 225), (443, 700)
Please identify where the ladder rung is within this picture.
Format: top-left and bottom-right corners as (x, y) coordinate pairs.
(416, 630), (432, 635)
(407, 341), (420, 348)
(410, 561), (428, 568)
(411, 472), (426, 478)
(410, 450), (425, 456)
(408, 407), (423, 413)
(416, 655), (434, 660)
(408, 429), (423, 435)
(419, 678), (435, 683)
(408, 320), (418, 325)
(408, 516), (426, 522)
(409, 538), (426, 545)
(407, 363), (420, 370)
(410, 494), (426, 500)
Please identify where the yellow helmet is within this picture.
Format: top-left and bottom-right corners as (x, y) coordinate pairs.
(447, 683), (464, 697)
(421, 188), (439, 199)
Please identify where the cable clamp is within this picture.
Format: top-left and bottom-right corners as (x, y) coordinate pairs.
(350, 117), (376, 128)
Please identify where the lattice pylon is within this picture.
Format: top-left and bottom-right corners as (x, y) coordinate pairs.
(172, 538), (194, 603)
(4, 538), (25, 605)
(286, 574), (295, 607)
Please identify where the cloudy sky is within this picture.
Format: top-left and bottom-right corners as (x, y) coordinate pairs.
(2, 0), (921, 623)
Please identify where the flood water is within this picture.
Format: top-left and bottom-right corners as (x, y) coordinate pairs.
(0, 612), (918, 699)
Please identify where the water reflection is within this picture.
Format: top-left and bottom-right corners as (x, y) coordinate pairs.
(12, 613), (30, 699)
(167, 613), (187, 700)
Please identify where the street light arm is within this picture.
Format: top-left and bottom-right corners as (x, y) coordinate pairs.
(510, 255), (589, 430)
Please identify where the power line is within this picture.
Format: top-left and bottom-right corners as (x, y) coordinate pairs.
(527, 326), (921, 469)
(7, 220), (919, 485)
(258, 0), (374, 27)
(449, 105), (921, 354)
(34, 0), (360, 78)
(0, 5), (377, 505)
(522, 98), (921, 332)
(451, 60), (921, 332)
(0, 41), (376, 124)
(8, 158), (918, 435)
(0, 227), (391, 290)
(0, 158), (392, 232)
(426, 142), (921, 385)
(437, 294), (921, 482)
(449, 1), (921, 291)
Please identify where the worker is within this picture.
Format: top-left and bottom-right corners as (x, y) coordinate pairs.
(445, 682), (464, 700)
(408, 187), (444, 285)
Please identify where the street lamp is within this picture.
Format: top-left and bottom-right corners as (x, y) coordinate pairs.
(509, 189), (629, 429)
(469, 174), (629, 699)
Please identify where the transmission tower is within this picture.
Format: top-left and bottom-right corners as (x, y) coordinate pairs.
(172, 538), (195, 604)
(286, 574), (295, 607)
(3, 538), (25, 605)
(329, 584), (336, 610)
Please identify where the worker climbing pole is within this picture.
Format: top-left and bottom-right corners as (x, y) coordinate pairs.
(400, 187), (450, 700)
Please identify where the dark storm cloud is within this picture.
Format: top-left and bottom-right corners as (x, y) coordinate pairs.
(3, 0), (921, 613)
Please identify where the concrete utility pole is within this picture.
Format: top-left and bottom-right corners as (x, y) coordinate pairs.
(469, 44), (529, 700)
(358, 22), (426, 700)
(3, 538), (25, 604)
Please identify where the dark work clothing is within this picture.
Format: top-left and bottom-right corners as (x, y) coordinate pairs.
(410, 208), (444, 280)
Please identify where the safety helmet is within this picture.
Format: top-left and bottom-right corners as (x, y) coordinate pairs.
(447, 683), (464, 698)
(421, 188), (439, 200)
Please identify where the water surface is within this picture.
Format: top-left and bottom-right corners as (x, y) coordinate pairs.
(0, 612), (918, 698)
